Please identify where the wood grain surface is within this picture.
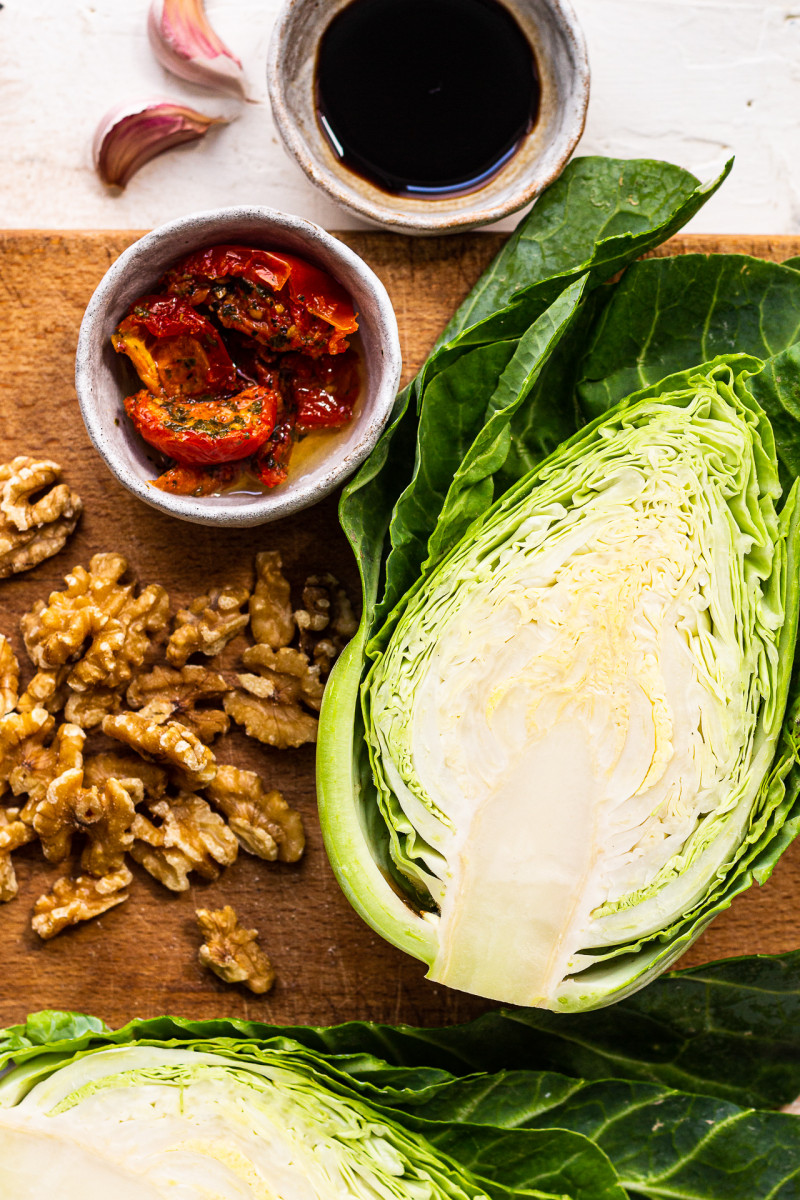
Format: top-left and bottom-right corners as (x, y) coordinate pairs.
(1, 229), (799, 1031)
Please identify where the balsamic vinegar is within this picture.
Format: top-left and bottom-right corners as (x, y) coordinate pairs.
(316, 0), (540, 197)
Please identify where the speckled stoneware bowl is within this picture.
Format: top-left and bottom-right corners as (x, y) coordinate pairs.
(75, 207), (402, 526)
(267, 0), (590, 234)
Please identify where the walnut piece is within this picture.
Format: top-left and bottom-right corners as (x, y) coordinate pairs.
(0, 707), (56, 805)
(295, 573), (357, 676)
(1, 713), (85, 826)
(18, 557), (170, 729)
(131, 792), (237, 891)
(206, 764), (304, 862)
(21, 552), (129, 669)
(0, 457), (82, 579)
(250, 551), (295, 648)
(102, 712), (216, 786)
(17, 667), (70, 715)
(196, 905), (275, 994)
(67, 582), (170, 699)
(166, 584), (250, 667)
(224, 645), (321, 748)
(0, 807), (35, 902)
(0, 635), (19, 717)
(6, 718), (84, 824)
(33, 741), (135, 876)
(83, 752), (167, 805)
(126, 664), (231, 743)
(64, 687), (121, 729)
(32, 867), (131, 939)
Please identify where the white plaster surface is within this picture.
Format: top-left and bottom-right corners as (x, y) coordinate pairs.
(0, 0), (799, 233)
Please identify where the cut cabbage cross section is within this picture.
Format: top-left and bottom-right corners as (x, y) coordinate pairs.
(359, 362), (800, 1010)
(0, 1044), (491, 1200)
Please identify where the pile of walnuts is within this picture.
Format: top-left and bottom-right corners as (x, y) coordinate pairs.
(0, 544), (355, 989)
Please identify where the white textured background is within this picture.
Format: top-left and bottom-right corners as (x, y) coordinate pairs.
(1, 0), (799, 232)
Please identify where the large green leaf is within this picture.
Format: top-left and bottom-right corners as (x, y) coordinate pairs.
(421, 278), (588, 576)
(381, 1072), (800, 1200)
(369, 278), (588, 656)
(441, 157), (731, 344)
(575, 255), (800, 481)
(423, 1124), (625, 1200)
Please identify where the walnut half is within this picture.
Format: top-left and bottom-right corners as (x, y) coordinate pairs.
(206, 764), (304, 862)
(224, 645), (321, 749)
(167, 584), (250, 666)
(33, 763), (135, 878)
(21, 552), (128, 669)
(0, 707), (56, 807)
(32, 867), (132, 939)
(102, 711), (216, 787)
(196, 904), (275, 994)
(131, 792), (238, 892)
(249, 551), (294, 649)
(0, 457), (82, 579)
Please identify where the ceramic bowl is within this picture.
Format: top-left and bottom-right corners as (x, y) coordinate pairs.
(267, 0), (590, 235)
(75, 207), (402, 527)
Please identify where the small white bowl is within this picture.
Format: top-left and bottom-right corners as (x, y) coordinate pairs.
(75, 207), (402, 527)
(267, 0), (590, 235)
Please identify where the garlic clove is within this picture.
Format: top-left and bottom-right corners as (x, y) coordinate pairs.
(93, 100), (227, 189)
(148, 0), (246, 99)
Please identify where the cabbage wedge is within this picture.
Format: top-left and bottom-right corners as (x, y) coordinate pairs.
(365, 361), (800, 1008)
(320, 355), (800, 1010)
(317, 158), (800, 1012)
(0, 1042), (496, 1200)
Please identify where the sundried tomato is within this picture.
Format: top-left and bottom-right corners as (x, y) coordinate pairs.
(291, 349), (360, 432)
(253, 417), (296, 488)
(125, 384), (278, 466)
(154, 462), (242, 496)
(112, 295), (237, 397)
(163, 244), (358, 356)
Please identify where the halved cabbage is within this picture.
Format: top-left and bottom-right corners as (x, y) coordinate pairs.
(0, 1043), (490, 1200)
(323, 360), (800, 1011)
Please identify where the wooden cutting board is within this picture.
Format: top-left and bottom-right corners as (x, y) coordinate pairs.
(1, 230), (799, 1031)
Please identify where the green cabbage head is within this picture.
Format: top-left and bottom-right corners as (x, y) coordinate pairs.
(320, 359), (800, 1011)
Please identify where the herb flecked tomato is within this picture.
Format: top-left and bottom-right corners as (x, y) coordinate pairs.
(112, 295), (237, 397)
(163, 244), (358, 356)
(154, 461), (242, 496)
(253, 417), (296, 488)
(124, 383), (279, 466)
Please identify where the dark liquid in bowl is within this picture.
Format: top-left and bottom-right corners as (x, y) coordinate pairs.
(316, 0), (540, 197)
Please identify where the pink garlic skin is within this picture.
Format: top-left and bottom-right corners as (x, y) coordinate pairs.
(148, 0), (246, 99)
(93, 100), (226, 189)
